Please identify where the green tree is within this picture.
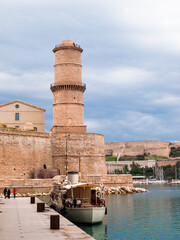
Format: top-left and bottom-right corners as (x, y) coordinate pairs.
(123, 165), (129, 174)
(130, 161), (143, 176)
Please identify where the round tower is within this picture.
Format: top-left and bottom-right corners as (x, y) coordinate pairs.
(51, 40), (107, 179)
(51, 40), (86, 133)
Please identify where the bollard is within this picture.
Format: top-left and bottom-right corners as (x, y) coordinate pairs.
(50, 215), (60, 229)
(30, 197), (35, 204)
(37, 202), (45, 212)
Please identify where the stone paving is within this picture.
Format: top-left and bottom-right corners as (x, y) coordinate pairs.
(0, 197), (94, 240)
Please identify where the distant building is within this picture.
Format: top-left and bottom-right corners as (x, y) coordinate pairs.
(0, 100), (45, 132)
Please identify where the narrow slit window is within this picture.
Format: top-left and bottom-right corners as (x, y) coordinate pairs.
(15, 113), (19, 121)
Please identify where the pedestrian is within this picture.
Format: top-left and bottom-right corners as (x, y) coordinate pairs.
(7, 188), (11, 199)
(3, 187), (7, 199)
(13, 188), (17, 199)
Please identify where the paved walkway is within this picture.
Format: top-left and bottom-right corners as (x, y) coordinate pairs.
(0, 197), (94, 240)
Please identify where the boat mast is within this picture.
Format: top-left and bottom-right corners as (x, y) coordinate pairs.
(175, 165), (177, 180)
(79, 154), (81, 183)
(65, 135), (70, 176)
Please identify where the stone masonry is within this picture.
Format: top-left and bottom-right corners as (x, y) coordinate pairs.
(50, 40), (109, 181)
(105, 141), (171, 157)
(0, 128), (52, 179)
(0, 40), (133, 188)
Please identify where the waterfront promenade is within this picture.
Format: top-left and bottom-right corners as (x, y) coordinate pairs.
(0, 197), (94, 240)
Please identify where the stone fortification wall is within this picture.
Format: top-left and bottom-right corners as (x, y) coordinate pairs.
(0, 129), (52, 179)
(0, 129), (133, 187)
(105, 141), (170, 157)
(170, 142), (180, 148)
(106, 160), (156, 172)
(0, 173), (133, 195)
(34, 169), (60, 179)
(51, 132), (107, 179)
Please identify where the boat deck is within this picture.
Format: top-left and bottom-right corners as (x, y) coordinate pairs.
(0, 197), (94, 240)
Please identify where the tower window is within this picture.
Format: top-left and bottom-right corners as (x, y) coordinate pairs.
(15, 113), (19, 121)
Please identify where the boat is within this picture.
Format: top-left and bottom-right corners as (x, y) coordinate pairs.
(50, 172), (106, 224)
(148, 179), (167, 184)
(149, 166), (167, 184)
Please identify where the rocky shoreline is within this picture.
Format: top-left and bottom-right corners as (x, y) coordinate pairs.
(0, 187), (148, 198)
(101, 186), (148, 195)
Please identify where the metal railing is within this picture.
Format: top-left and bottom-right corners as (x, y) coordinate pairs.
(50, 82), (86, 88)
(54, 44), (81, 49)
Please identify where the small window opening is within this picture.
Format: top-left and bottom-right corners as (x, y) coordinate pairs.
(15, 113), (19, 121)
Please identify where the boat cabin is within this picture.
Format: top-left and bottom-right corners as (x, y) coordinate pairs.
(63, 183), (104, 208)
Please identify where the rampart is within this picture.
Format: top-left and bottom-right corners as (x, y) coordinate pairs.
(0, 128), (133, 188)
(51, 132), (107, 179)
(0, 129), (52, 179)
(105, 141), (171, 157)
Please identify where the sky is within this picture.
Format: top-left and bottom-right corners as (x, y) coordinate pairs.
(1, 0), (180, 142)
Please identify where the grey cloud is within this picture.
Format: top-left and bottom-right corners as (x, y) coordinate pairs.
(1, 0), (180, 142)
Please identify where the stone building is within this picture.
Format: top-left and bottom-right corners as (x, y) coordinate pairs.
(0, 100), (45, 132)
(0, 40), (132, 187)
(50, 40), (107, 179)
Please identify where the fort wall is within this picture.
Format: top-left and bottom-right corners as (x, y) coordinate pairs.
(105, 141), (171, 157)
(0, 129), (52, 179)
(51, 132), (107, 179)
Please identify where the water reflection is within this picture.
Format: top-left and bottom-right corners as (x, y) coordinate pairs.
(79, 185), (180, 240)
(40, 185), (180, 239)
(77, 223), (107, 240)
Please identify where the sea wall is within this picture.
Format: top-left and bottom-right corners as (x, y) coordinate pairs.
(0, 174), (133, 195)
(0, 129), (52, 179)
(105, 141), (171, 157)
(0, 178), (53, 194)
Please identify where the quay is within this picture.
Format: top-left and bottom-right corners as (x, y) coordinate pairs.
(0, 197), (94, 240)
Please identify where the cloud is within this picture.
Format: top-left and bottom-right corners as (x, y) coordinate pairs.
(84, 66), (156, 97)
(1, 0), (180, 142)
(0, 70), (53, 99)
(152, 94), (180, 106)
(85, 110), (179, 142)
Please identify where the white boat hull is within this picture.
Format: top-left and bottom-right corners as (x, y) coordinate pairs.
(66, 207), (105, 224)
(149, 180), (167, 184)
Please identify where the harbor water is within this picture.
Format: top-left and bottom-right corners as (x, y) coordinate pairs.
(78, 184), (180, 240)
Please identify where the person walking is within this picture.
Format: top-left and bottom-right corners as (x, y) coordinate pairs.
(3, 187), (7, 199)
(7, 188), (11, 199)
(13, 188), (17, 199)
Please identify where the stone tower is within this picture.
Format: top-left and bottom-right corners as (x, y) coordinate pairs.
(51, 40), (86, 133)
(51, 40), (107, 179)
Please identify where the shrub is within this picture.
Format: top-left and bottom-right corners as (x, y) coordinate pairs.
(106, 156), (117, 161)
(170, 147), (180, 157)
